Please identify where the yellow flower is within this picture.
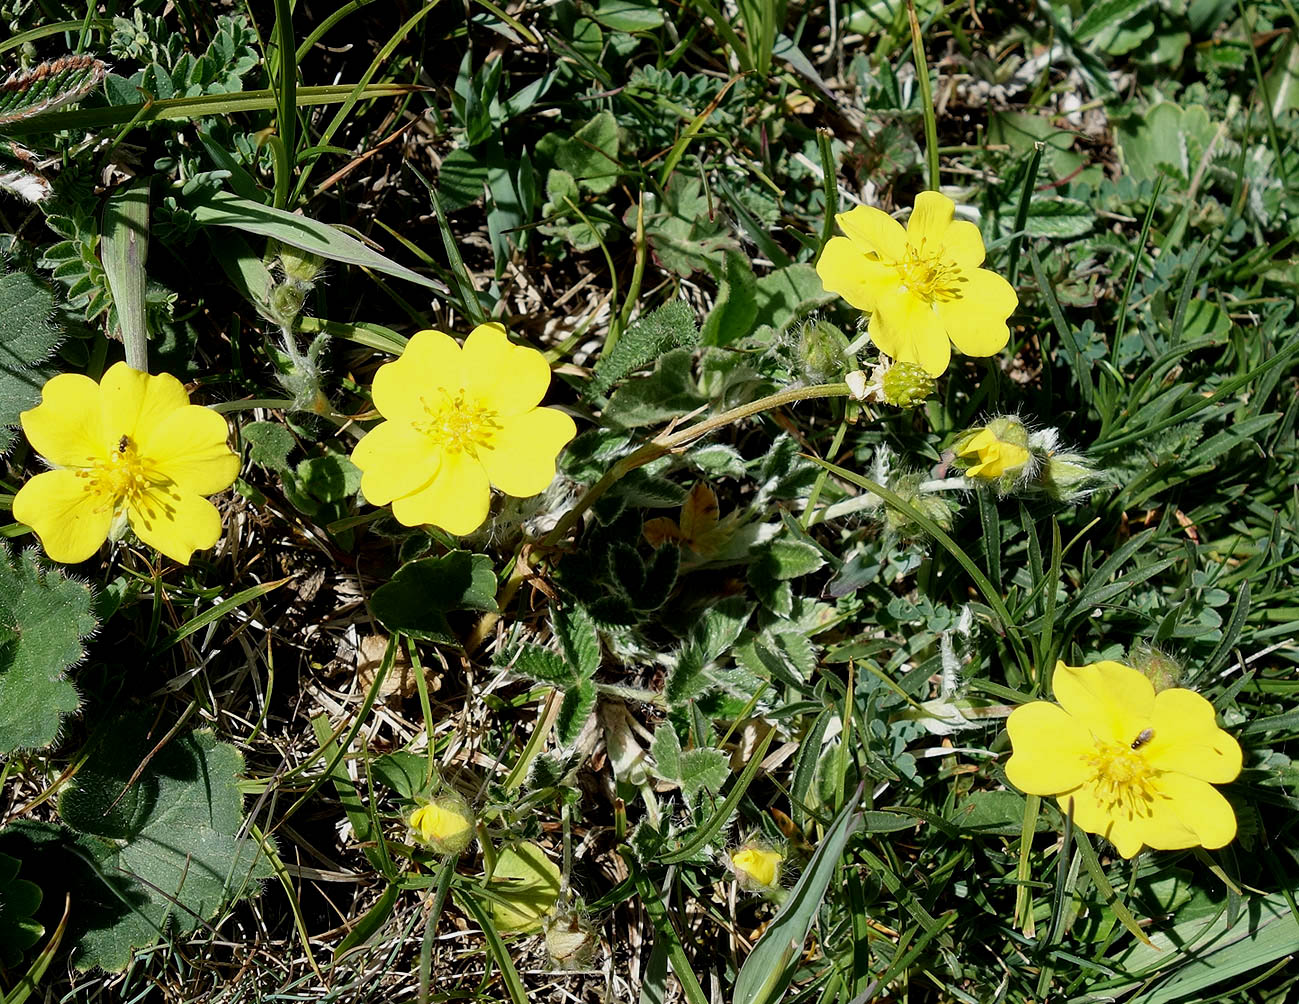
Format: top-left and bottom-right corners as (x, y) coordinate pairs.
(815, 191), (1018, 377)
(12, 363), (239, 565)
(956, 421), (1031, 479)
(409, 794), (474, 854)
(351, 323), (576, 536)
(1006, 661), (1242, 858)
(730, 844), (783, 889)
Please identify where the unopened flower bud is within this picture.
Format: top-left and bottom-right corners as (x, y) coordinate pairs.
(883, 471), (957, 538)
(409, 791), (475, 854)
(275, 242), (326, 284)
(729, 842), (784, 892)
(1128, 644), (1183, 692)
(1040, 452), (1101, 503)
(797, 318), (850, 383)
(544, 910), (598, 969)
(955, 417), (1032, 487)
(880, 360), (936, 408)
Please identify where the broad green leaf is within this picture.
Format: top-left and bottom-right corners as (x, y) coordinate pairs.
(553, 110), (620, 194)
(590, 0), (665, 32)
(185, 189), (444, 291)
(733, 794), (862, 1004)
(947, 790), (1054, 835)
(241, 420), (294, 471)
(1020, 197), (1095, 238)
(603, 348), (706, 428)
(512, 645), (576, 686)
(370, 551), (498, 645)
(1072, 0), (1157, 42)
(0, 546), (96, 753)
(370, 750), (430, 800)
(750, 263), (836, 343)
(678, 748), (729, 808)
(700, 251), (759, 347)
(4, 716), (273, 972)
(488, 841), (561, 932)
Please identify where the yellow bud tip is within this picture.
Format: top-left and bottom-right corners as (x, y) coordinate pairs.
(731, 845), (783, 888)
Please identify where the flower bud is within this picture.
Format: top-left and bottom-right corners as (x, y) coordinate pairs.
(880, 360), (936, 408)
(268, 281), (306, 326)
(729, 842), (784, 892)
(1040, 451), (1101, 503)
(955, 417), (1032, 487)
(409, 791), (475, 854)
(275, 241), (326, 284)
(544, 910), (598, 969)
(883, 471), (957, 538)
(796, 318), (850, 383)
(1128, 644), (1183, 692)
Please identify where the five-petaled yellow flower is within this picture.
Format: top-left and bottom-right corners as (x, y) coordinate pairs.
(13, 362), (240, 565)
(1006, 661), (1242, 859)
(816, 191), (1018, 377)
(351, 323), (576, 536)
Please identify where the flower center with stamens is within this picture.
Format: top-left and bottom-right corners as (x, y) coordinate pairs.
(416, 390), (501, 458)
(1085, 741), (1160, 819)
(895, 243), (966, 303)
(75, 437), (161, 512)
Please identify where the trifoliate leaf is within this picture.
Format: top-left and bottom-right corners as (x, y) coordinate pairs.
(0, 545), (96, 753)
(0, 850), (43, 967)
(488, 841), (561, 932)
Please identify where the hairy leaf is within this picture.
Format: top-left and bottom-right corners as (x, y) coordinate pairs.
(0, 266), (62, 454)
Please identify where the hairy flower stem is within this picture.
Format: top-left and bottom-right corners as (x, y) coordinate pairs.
(467, 381), (852, 650)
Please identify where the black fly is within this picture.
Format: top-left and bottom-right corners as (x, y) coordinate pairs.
(117, 435), (128, 453)
(1130, 728), (1154, 750)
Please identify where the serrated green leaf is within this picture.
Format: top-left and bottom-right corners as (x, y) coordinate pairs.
(590, 300), (699, 397)
(678, 748), (729, 808)
(0, 546), (96, 753)
(38, 715), (272, 972)
(552, 605), (600, 679)
(241, 420), (294, 471)
(650, 724), (682, 779)
(0, 267), (62, 454)
(1020, 197), (1095, 238)
(511, 645), (577, 687)
(556, 680), (597, 746)
(370, 551), (498, 645)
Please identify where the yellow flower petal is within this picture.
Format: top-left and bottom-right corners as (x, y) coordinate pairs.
(1051, 661), (1153, 747)
(411, 802), (472, 843)
(461, 323), (552, 418)
(1004, 701), (1094, 794)
(390, 450), (490, 535)
(19, 372), (105, 466)
(731, 846), (783, 887)
(940, 220), (986, 270)
(870, 290), (951, 377)
(835, 204), (907, 261)
(351, 420), (442, 505)
(1154, 772), (1238, 849)
(137, 405), (240, 495)
(372, 330), (464, 425)
(816, 236), (895, 313)
(11, 469), (113, 564)
(1059, 782), (1149, 859)
(99, 363), (189, 446)
(480, 407), (577, 498)
(907, 191), (956, 247)
(128, 487), (222, 565)
(1144, 688), (1242, 783)
(937, 268), (1017, 359)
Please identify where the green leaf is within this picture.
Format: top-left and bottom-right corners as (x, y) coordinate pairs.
(590, 0), (665, 31)
(603, 348), (706, 429)
(370, 551), (499, 645)
(511, 645), (577, 687)
(1018, 197), (1095, 238)
(29, 715), (272, 972)
(732, 794), (862, 1004)
(636, 173), (739, 277)
(0, 55), (105, 126)
(946, 790), (1051, 835)
(553, 110), (620, 194)
(590, 300), (700, 397)
(241, 420), (294, 471)
(700, 251), (759, 347)
(488, 841), (561, 932)
(556, 680), (598, 746)
(650, 724), (682, 779)
(438, 147), (489, 211)
(184, 189), (445, 291)
(757, 539), (825, 580)
(552, 605), (600, 680)
(1073, 0), (1157, 43)
(370, 750), (430, 800)
(0, 267), (62, 455)
(0, 851), (42, 967)
(750, 263), (836, 343)
(0, 546), (96, 754)
(678, 748), (729, 808)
